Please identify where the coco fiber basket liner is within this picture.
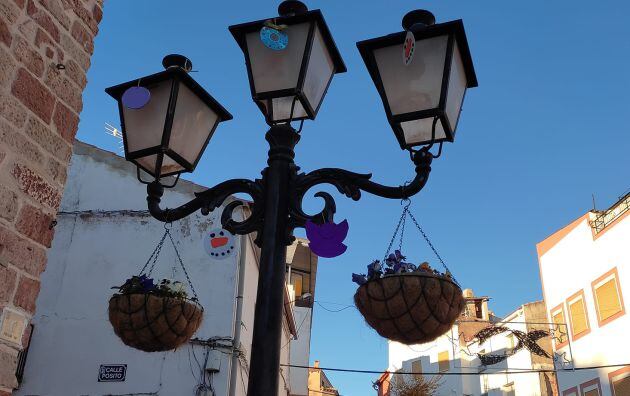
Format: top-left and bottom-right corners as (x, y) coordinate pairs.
(354, 272), (464, 345)
(109, 293), (203, 352)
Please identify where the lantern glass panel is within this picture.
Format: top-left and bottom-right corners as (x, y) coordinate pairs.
(170, 83), (220, 165)
(302, 25), (335, 112)
(444, 40), (467, 133)
(245, 23), (310, 94)
(401, 118), (447, 146)
(136, 154), (184, 176)
(263, 96), (308, 121)
(374, 35), (447, 116)
(122, 80), (172, 153)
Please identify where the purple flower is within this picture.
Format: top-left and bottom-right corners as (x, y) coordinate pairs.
(138, 275), (156, 292)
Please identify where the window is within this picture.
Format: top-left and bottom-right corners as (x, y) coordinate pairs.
(567, 291), (590, 340)
(551, 304), (568, 347)
(562, 388), (578, 396)
(609, 366), (630, 396)
(438, 351), (449, 372)
(287, 268), (311, 304)
(579, 378), (602, 396)
(592, 268), (625, 326)
(503, 382), (515, 396)
(475, 300), (483, 319)
(411, 359), (422, 379)
(506, 334), (515, 351)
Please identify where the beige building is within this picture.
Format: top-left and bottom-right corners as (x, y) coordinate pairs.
(308, 361), (339, 396)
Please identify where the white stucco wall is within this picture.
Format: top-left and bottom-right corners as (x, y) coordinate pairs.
(13, 142), (296, 396)
(388, 327), (467, 396)
(538, 211), (630, 395)
(289, 306), (312, 395)
(388, 308), (554, 395)
(467, 309), (551, 396)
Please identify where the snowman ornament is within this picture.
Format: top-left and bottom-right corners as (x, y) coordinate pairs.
(204, 228), (236, 260)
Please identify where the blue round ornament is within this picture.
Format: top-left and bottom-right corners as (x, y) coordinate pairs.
(260, 26), (288, 51)
(122, 86), (151, 109)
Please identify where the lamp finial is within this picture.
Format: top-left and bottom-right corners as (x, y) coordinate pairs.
(402, 10), (436, 30)
(278, 0), (308, 16)
(162, 54), (193, 72)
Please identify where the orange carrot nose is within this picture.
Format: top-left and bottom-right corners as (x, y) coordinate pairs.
(211, 237), (229, 248)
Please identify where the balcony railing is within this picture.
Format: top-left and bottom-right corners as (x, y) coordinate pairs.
(590, 192), (630, 235)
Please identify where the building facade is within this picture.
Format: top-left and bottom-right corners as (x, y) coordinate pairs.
(9, 141), (318, 396)
(308, 361), (339, 396)
(0, 1), (103, 392)
(537, 193), (630, 396)
(380, 290), (556, 396)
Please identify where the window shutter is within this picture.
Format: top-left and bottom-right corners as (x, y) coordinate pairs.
(595, 279), (622, 321)
(438, 351), (449, 372)
(569, 298), (588, 336)
(552, 310), (567, 343)
(613, 375), (630, 396)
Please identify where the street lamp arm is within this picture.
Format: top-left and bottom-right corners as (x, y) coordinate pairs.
(289, 150), (433, 227)
(146, 178), (265, 235)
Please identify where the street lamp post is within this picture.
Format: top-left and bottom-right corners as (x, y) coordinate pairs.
(106, 2), (476, 395)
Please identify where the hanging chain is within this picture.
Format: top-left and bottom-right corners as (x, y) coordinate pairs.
(138, 229), (168, 276)
(383, 208), (407, 260)
(407, 210), (459, 285)
(166, 229), (199, 301)
(137, 223), (199, 301)
(397, 206), (409, 253)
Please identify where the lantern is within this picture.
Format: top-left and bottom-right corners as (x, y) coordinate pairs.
(357, 10), (478, 149)
(229, 0), (346, 125)
(105, 54), (233, 180)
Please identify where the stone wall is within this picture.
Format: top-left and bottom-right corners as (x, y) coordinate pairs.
(0, 0), (102, 393)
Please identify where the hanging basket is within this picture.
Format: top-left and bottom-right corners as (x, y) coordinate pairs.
(108, 293), (203, 352)
(354, 272), (464, 345)
(108, 227), (204, 352)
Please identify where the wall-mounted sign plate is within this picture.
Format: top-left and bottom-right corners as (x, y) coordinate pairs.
(98, 364), (127, 382)
(0, 308), (26, 346)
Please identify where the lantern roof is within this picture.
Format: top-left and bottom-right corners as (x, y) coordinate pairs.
(228, 9), (347, 74)
(105, 67), (233, 122)
(357, 19), (478, 89)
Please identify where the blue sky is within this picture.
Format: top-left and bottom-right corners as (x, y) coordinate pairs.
(78, 1), (630, 394)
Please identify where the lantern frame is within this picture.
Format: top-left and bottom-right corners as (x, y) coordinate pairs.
(105, 63), (233, 179)
(229, 8), (346, 125)
(357, 19), (478, 150)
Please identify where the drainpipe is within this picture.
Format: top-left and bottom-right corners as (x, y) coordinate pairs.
(228, 234), (247, 396)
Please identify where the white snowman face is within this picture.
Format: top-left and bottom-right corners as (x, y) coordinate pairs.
(204, 228), (235, 260)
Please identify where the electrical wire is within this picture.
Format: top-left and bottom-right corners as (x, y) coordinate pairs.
(315, 301), (355, 313)
(280, 362), (630, 376)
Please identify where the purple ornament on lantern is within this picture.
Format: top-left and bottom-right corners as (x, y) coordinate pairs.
(122, 86), (151, 109)
(305, 219), (349, 258)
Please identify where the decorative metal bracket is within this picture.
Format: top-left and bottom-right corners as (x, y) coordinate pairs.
(287, 149), (432, 230)
(146, 177), (265, 236)
(145, 125), (433, 247)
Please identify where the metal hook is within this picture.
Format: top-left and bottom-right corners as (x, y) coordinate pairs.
(400, 198), (411, 211)
(164, 210), (173, 230)
(400, 181), (412, 209)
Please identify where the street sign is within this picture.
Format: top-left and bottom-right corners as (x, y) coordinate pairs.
(98, 364), (127, 382)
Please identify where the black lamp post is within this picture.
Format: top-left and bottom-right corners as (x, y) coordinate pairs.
(106, 3), (476, 395)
